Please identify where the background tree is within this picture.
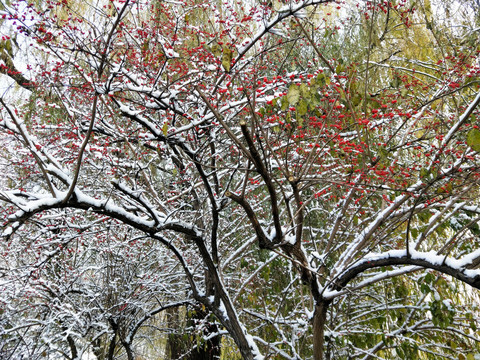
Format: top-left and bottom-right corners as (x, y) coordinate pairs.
(1, 0), (480, 359)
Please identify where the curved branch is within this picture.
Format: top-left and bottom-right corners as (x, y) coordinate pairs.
(125, 300), (192, 346)
(0, 99), (56, 197)
(329, 250), (480, 296)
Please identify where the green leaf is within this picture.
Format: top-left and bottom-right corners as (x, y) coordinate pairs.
(410, 227), (418, 239)
(162, 123), (168, 136)
(240, 259), (249, 268)
(424, 272), (435, 283)
(351, 95), (362, 107)
(281, 96), (289, 111)
(317, 73), (326, 87)
(5, 39), (12, 56)
(467, 128), (480, 152)
(420, 283), (431, 294)
(298, 117), (304, 128)
(368, 98), (381, 109)
(420, 168), (429, 179)
(393, 75), (401, 88)
(287, 84), (300, 105)
(308, 94), (318, 108)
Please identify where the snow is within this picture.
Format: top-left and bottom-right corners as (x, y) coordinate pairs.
(351, 249), (459, 269)
(268, 27), (285, 37)
(236, 0), (328, 56)
(285, 233), (296, 245)
(305, 308), (314, 320)
(245, 333), (265, 360)
(444, 89), (480, 146)
(237, 37), (252, 53)
(223, 235), (257, 267)
(9, 196), (61, 219)
(218, 299), (229, 322)
(324, 246), (480, 299)
(332, 192), (410, 276)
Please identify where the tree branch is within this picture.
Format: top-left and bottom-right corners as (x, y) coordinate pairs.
(330, 250), (480, 295)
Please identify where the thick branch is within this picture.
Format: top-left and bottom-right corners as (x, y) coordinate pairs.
(331, 250), (480, 294)
(225, 191), (271, 248)
(0, 50), (35, 90)
(240, 121), (282, 242)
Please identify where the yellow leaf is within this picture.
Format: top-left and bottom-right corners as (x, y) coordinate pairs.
(467, 128), (480, 152)
(222, 46), (233, 72)
(287, 84), (300, 105)
(297, 99), (308, 116)
(211, 44), (221, 58)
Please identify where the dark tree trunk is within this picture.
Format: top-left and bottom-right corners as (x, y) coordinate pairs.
(166, 305), (221, 360)
(106, 333), (117, 360)
(121, 341), (134, 360)
(187, 307), (221, 360)
(313, 300), (330, 360)
(66, 335), (78, 360)
(166, 306), (185, 359)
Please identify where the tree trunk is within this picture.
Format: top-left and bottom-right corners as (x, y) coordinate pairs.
(107, 332), (117, 360)
(186, 306), (221, 360)
(313, 301), (330, 360)
(166, 305), (221, 360)
(166, 306), (186, 359)
(67, 335), (78, 360)
(121, 342), (134, 360)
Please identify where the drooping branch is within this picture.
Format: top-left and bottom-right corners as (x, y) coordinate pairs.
(234, 0), (334, 62)
(125, 300), (192, 347)
(0, 99), (56, 197)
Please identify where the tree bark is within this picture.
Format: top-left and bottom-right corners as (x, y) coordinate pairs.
(313, 300), (330, 360)
(107, 333), (117, 360)
(165, 305), (221, 360)
(187, 307), (221, 360)
(66, 335), (78, 360)
(166, 306), (186, 359)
